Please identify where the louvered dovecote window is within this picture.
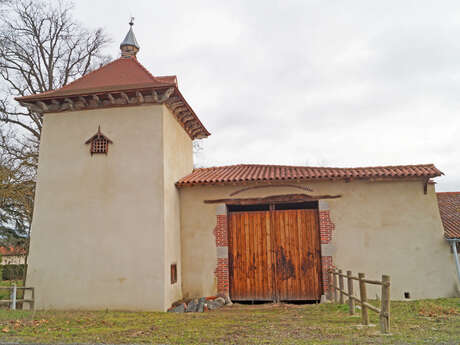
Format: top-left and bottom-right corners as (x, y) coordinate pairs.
(170, 263), (177, 284)
(85, 126), (113, 155)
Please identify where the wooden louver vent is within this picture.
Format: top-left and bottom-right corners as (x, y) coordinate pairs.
(85, 126), (113, 155)
(170, 263), (177, 284)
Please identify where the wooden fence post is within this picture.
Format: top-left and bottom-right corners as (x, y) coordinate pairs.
(338, 269), (344, 304)
(333, 269), (338, 303)
(31, 287), (35, 311)
(10, 284), (16, 310)
(358, 273), (369, 325)
(347, 270), (355, 315)
(380, 275), (391, 333)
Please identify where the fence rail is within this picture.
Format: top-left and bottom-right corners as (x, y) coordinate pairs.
(328, 268), (390, 334)
(0, 284), (34, 310)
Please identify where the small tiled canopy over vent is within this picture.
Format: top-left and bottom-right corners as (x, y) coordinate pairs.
(85, 126), (113, 155)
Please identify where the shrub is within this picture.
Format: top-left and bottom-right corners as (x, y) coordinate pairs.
(2, 264), (26, 281)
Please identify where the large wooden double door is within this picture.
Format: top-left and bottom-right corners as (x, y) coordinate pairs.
(228, 209), (322, 301)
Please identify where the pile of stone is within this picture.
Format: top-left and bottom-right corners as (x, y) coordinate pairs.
(168, 296), (231, 313)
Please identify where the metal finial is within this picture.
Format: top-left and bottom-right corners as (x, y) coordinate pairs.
(129, 17), (134, 26)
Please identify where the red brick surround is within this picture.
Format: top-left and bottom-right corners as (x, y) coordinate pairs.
(216, 258), (229, 294)
(213, 207), (336, 298)
(319, 210), (334, 244)
(214, 215), (229, 295)
(214, 215), (228, 247)
(319, 209), (335, 293)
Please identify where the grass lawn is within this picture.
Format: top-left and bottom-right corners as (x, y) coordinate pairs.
(0, 280), (23, 302)
(0, 298), (457, 344)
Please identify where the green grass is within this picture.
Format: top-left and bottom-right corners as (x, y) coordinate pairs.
(0, 298), (457, 344)
(0, 280), (23, 301)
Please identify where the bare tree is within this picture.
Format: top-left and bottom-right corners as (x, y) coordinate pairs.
(0, 0), (111, 278)
(0, 0), (111, 168)
(0, 143), (34, 247)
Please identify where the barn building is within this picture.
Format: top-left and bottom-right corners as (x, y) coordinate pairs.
(16, 24), (459, 310)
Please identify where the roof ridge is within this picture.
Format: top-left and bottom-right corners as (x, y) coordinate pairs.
(192, 163), (438, 171)
(130, 57), (170, 84)
(19, 57), (176, 99)
(178, 163), (443, 187)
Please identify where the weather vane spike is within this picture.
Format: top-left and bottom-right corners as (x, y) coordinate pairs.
(129, 17), (134, 26)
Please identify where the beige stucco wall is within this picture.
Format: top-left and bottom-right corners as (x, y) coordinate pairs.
(28, 104), (170, 310)
(162, 107), (193, 307)
(179, 180), (460, 300)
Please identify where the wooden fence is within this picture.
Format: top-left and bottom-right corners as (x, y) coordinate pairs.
(328, 268), (390, 334)
(0, 284), (34, 310)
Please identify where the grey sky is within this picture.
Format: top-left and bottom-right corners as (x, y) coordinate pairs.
(75, 0), (459, 191)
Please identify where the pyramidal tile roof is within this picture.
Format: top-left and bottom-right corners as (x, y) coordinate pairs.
(15, 56), (210, 139)
(17, 57), (176, 100)
(437, 192), (460, 239)
(176, 163), (443, 187)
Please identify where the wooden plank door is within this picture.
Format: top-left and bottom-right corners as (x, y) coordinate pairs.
(272, 209), (322, 300)
(228, 211), (275, 301)
(228, 208), (322, 301)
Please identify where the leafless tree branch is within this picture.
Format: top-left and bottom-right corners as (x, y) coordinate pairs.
(0, 0), (111, 258)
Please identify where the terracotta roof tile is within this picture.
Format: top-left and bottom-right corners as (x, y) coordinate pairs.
(0, 246), (26, 256)
(437, 192), (460, 239)
(176, 163), (442, 187)
(15, 57), (210, 139)
(17, 57), (175, 100)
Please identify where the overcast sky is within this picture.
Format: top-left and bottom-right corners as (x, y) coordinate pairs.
(74, 0), (459, 191)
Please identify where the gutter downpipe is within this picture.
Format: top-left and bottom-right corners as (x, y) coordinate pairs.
(448, 239), (460, 284)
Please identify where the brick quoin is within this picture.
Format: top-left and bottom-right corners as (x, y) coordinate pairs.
(319, 210), (335, 293)
(214, 214), (229, 295)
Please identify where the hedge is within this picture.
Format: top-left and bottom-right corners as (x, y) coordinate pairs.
(2, 264), (26, 281)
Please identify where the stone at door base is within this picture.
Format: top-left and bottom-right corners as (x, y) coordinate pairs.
(320, 295), (330, 304)
(186, 299), (198, 312)
(206, 301), (220, 310)
(170, 295), (231, 313)
(215, 297), (226, 306)
(224, 296), (233, 305)
(169, 303), (186, 313)
(197, 300), (205, 312)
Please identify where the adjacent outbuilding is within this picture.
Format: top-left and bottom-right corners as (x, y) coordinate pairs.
(437, 192), (460, 287)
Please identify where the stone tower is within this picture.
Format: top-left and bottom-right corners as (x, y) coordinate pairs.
(16, 23), (209, 310)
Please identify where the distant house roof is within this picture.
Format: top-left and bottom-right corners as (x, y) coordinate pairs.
(437, 192), (460, 239)
(0, 246), (26, 256)
(15, 57), (210, 139)
(176, 163), (442, 187)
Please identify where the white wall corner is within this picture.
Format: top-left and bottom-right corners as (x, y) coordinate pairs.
(216, 246), (228, 259)
(321, 243), (336, 256)
(216, 204), (227, 215)
(318, 200), (329, 211)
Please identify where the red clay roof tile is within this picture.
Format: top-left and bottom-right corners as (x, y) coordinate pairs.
(17, 57), (175, 100)
(0, 246), (26, 256)
(15, 57), (210, 139)
(176, 163), (442, 187)
(437, 192), (460, 239)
